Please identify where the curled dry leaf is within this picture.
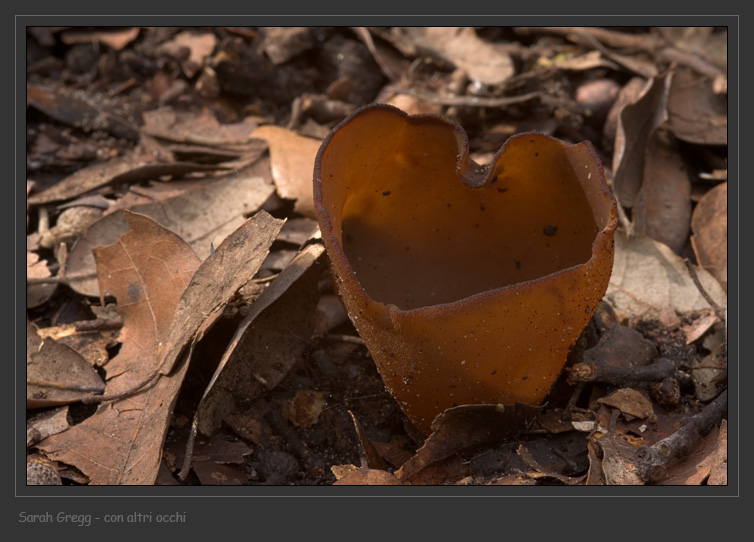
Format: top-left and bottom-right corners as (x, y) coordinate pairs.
(611, 71), (672, 208)
(38, 212), (201, 484)
(632, 129), (692, 254)
(250, 124), (322, 218)
(606, 230), (727, 321)
(691, 182), (727, 291)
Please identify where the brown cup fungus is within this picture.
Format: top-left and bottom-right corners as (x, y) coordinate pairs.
(313, 104), (618, 434)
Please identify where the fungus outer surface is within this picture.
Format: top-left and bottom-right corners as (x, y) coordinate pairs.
(314, 104), (618, 434)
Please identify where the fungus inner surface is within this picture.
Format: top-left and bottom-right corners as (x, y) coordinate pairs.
(320, 112), (598, 310)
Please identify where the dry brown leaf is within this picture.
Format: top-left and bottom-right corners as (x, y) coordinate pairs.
(38, 212), (201, 484)
(606, 230), (727, 320)
(27, 150), (229, 206)
(141, 108), (259, 148)
(156, 211), (285, 376)
(691, 182), (727, 291)
(26, 81), (140, 142)
(597, 388), (654, 420)
(667, 69), (727, 145)
(414, 27), (514, 85)
(27, 320), (105, 408)
(604, 76), (646, 142)
(250, 124), (321, 218)
(612, 71), (672, 208)
(195, 242), (326, 437)
(65, 163), (275, 297)
(596, 431), (644, 485)
(633, 129), (692, 253)
(395, 404), (540, 483)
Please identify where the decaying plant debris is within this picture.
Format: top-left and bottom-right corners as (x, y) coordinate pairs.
(26, 26), (728, 486)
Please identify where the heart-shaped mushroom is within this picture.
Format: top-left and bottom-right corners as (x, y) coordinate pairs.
(314, 104), (618, 434)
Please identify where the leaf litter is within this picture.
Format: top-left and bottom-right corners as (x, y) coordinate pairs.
(26, 26), (728, 486)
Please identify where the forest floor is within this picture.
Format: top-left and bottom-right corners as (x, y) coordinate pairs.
(25, 26), (728, 486)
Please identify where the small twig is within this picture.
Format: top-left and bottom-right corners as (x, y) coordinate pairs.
(178, 419), (198, 481)
(515, 26), (667, 52)
(567, 357), (676, 387)
(74, 317), (123, 333)
(383, 84), (541, 108)
(26, 271), (99, 286)
(684, 259), (726, 322)
(635, 389), (727, 483)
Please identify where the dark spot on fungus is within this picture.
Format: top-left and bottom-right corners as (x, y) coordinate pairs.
(480, 202), (485, 212)
(515, 260), (522, 270)
(382, 190), (391, 196)
(497, 187), (508, 193)
(543, 224), (558, 236)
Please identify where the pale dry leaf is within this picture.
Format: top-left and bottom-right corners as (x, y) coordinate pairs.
(333, 466), (404, 485)
(418, 27), (514, 85)
(250, 125), (322, 218)
(27, 407), (70, 447)
(60, 27), (140, 51)
(606, 230), (727, 320)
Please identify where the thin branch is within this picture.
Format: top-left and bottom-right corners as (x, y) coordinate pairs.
(635, 389), (727, 483)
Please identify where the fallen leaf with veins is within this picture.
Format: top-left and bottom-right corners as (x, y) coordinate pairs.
(38, 211), (201, 484)
(606, 230), (726, 321)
